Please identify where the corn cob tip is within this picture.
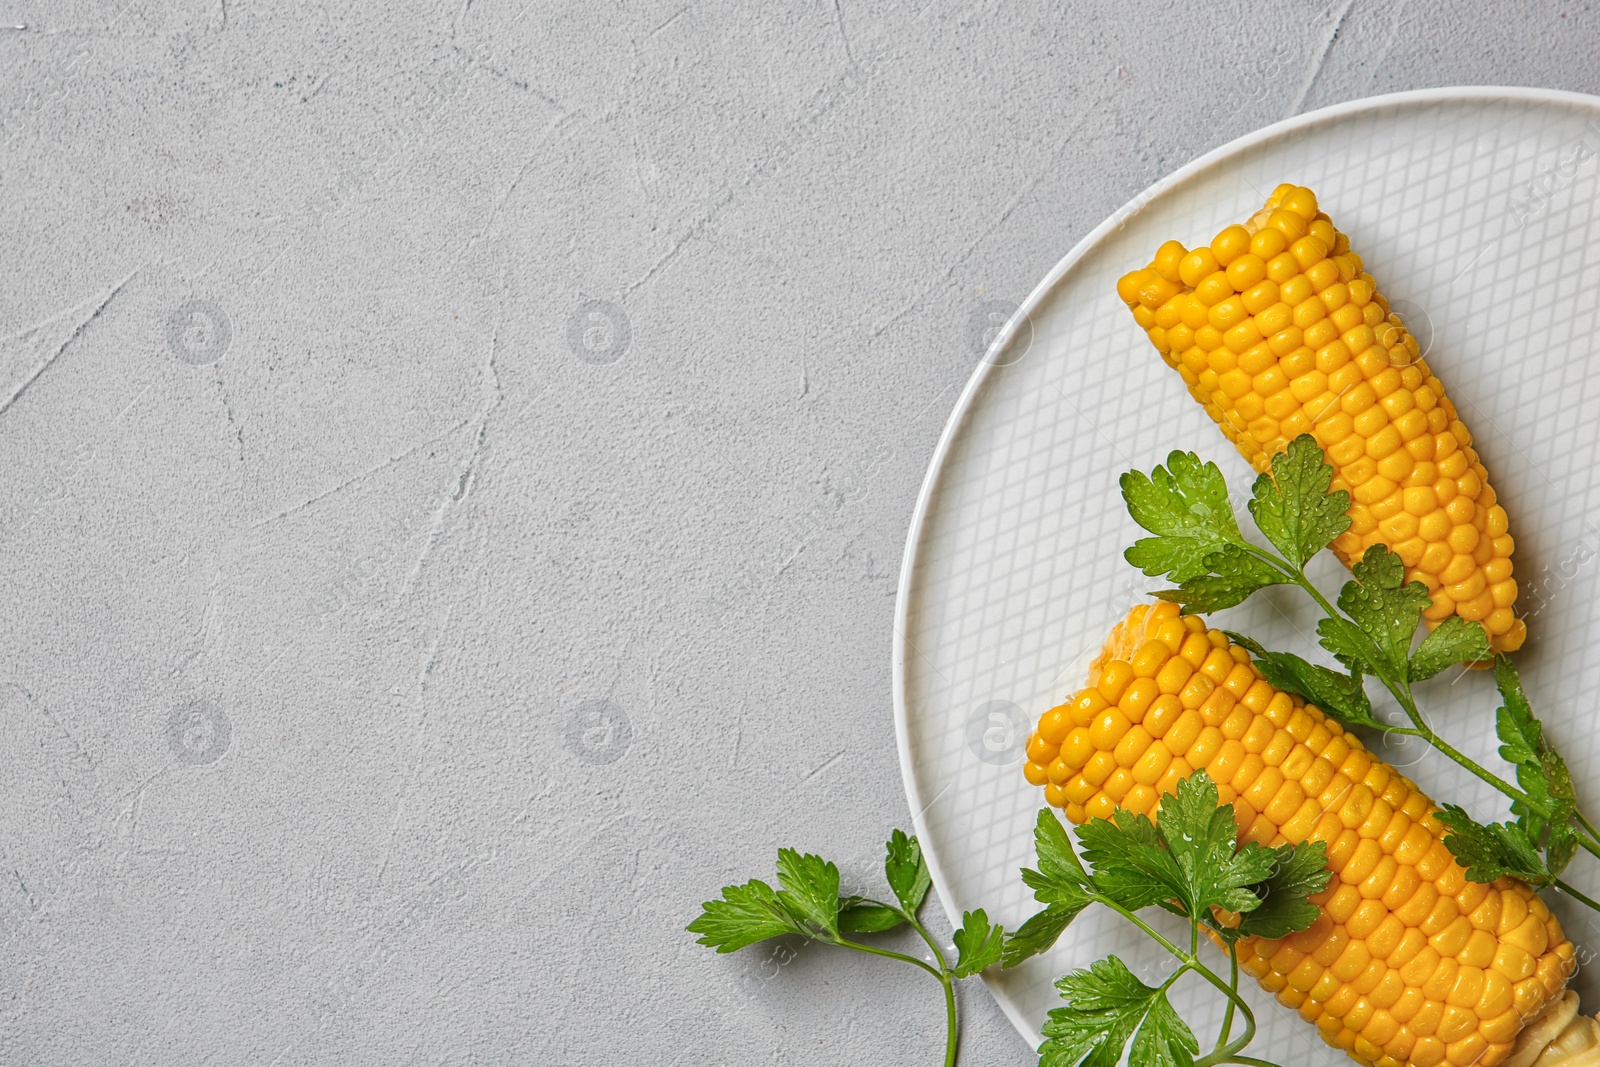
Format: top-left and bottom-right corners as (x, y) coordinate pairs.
(1504, 991), (1600, 1067)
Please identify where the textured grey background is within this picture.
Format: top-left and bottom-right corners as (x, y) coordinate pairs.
(0, 1), (1597, 1064)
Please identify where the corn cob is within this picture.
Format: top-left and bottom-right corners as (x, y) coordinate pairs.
(1022, 601), (1584, 1067)
(1115, 185), (1525, 654)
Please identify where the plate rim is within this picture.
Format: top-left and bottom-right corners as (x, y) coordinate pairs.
(889, 84), (1600, 1048)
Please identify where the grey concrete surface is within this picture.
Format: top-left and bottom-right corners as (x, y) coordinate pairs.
(1, 0), (1597, 1063)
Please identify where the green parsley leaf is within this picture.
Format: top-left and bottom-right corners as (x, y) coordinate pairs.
(687, 878), (808, 952)
(775, 849), (841, 937)
(1334, 547), (1432, 677)
(1494, 659), (1542, 767)
(1235, 840), (1331, 940)
(1546, 822), (1580, 878)
(1155, 545), (1288, 614)
(1021, 866), (1097, 909)
(837, 899), (905, 933)
(1247, 435), (1352, 570)
(1221, 630), (1271, 659)
(1008, 810), (1096, 967)
(1493, 656), (1575, 807)
(1223, 631), (1379, 729)
(1076, 809), (1186, 915)
(1437, 806), (1551, 886)
(1128, 984), (1200, 1067)
(1543, 752), (1577, 807)
(1410, 617), (1491, 681)
(1513, 768), (1563, 828)
(884, 829), (932, 915)
(1032, 807), (1092, 888)
(1122, 452), (1245, 582)
(1508, 764), (1576, 858)
(1490, 656), (1576, 849)
(1316, 615), (1385, 677)
(1002, 903), (1088, 968)
(1155, 772), (1278, 917)
(951, 909), (1005, 978)
(1041, 956), (1195, 1067)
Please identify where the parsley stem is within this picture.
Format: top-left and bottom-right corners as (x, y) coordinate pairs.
(1236, 543), (1342, 622)
(1215, 944), (1239, 1051)
(1222, 1057), (1288, 1067)
(938, 971), (958, 1067)
(830, 936), (944, 980)
(1157, 964), (1191, 996)
(1406, 682), (1547, 810)
(904, 912), (952, 973)
(1098, 900), (1258, 1067)
(900, 913), (962, 1067)
(1094, 897), (1188, 960)
(1556, 879), (1600, 913)
(1575, 812), (1600, 856)
(1189, 960), (1257, 1067)
(1399, 711), (1533, 809)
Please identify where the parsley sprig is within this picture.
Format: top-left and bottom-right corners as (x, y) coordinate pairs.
(688, 829), (1003, 1066)
(1120, 435), (1600, 910)
(690, 774), (1331, 1067)
(1003, 772), (1330, 1067)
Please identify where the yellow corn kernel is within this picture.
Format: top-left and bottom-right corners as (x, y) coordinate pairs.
(1089, 707), (1132, 751)
(1458, 928), (1496, 970)
(1186, 726), (1225, 769)
(1446, 1033), (1487, 1066)
(1026, 733), (1060, 765)
(1213, 224), (1253, 265)
(1064, 775), (1097, 805)
(1121, 677), (1160, 719)
(1143, 693), (1184, 739)
(1113, 725), (1153, 768)
(1504, 914), (1549, 956)
(1437, 1003), (1476, 1042)
(1081, 750), (1116, 787)
(1131, 640), (1169, 678)
(1480, 1009), (1521, 1044)
(1132, 741), (1173, 786)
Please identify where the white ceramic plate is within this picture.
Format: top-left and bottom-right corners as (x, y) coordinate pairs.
(893, 87), (1600, 1061)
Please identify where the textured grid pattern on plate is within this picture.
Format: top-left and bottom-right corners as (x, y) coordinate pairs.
(901, 96), (1600, 1058)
